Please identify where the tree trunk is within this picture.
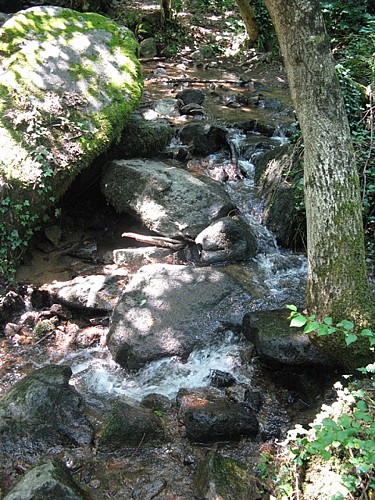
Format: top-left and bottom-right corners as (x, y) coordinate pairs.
(160, 0), (173, 24)
(235, 0), (259, 46)
(262, 0), (374, 365)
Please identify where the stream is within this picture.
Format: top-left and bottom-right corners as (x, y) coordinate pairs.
(0, 59), (334, 499)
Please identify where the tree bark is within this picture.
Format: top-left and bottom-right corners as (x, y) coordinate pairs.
(262, 0), (374, 365)
(235, 0), (259, 46)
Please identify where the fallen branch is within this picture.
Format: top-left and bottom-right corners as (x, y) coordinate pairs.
(145, 77), (242, 85)
(121, 232), (185, 250)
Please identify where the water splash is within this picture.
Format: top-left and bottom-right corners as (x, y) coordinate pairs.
(68, 333), (251, 402)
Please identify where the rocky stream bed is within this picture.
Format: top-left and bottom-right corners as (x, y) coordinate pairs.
(0, 3), (343, 499)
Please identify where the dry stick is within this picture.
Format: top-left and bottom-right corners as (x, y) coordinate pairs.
(130, 433), (146, 459)
(121, 232), (185, 249)
(35, 330), (55, 345)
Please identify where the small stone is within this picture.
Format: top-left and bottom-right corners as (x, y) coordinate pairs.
(88, 479), (101, 489)
(4, 323), (21, 337)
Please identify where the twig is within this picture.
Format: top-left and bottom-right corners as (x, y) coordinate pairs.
(130, 433), (146, 459)
(35, 330), (55, 345)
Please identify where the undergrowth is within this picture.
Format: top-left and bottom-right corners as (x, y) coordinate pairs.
(260, 306), (375, 499)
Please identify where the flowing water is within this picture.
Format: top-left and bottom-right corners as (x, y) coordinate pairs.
(52, 126), (308, 405)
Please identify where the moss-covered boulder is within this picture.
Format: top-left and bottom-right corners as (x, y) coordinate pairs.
(0, 6), (143, 279)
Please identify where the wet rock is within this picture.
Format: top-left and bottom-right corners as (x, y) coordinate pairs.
(140, 37), (157, 58)
(102, 159), (235, 239)
(195, 216), (258, 264)
(209, 369), (236, 388)
(255, 145), (306, 250)
(114, 115), (174, 158)
(30, 288), (52, 309)
(0, 365), (93, 458)
(113, 247), (173, 266)
(234, 119), (276, 137)
(176, 89), (205, 105)
(193, 450), (261, 500)
(179, 122), (228, 156)
(67, 241), (98, 262)
(3, 458), (86, 500)
(152, 97), (181, 117)
(244, 389), (262, 412)
(177, 387), (258, 443)
(141, 393), (173, 411)
(180, 103), (206, 116)
(0, 291), (25, 327)
(98, 400), (166, 452)
(258, 97), (282, 111)
(242, 310), (333, 366)
(4, 323), (21, 337)
(45, 274), (125, 312)
(107, 264), (250, 370)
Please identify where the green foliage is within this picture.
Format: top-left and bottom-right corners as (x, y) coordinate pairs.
(282, 305), (375, 498)
(287, 304), (375, 348)
(0, 196), (40, 284)
(252, 0), (278, 53)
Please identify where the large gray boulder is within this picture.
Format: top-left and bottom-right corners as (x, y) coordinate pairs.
(107, 264), (250, 370)
(45, 273), (126, 312)
(195, 216), (258, 264)
(0, 6), (143, 274)
(101, 159), (235, 238)
(0, 365), (93, 458)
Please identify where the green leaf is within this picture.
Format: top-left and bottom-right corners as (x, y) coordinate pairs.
(360, 328), (375, 337)
(323, 316), (333, 325)
(337, 320), (354, 331)
(345, 333), (358, 346)
(286, 304), (297, 312)
(356, 400), (368, 411)
(290, 315), (307, 328)
(303, 321), (320, 334)
(317, 324), (332, 336)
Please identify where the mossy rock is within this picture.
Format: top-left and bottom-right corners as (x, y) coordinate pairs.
(0, 6), (143, 277)
(193, 451), (261, 500)
(3, 458), (86, 500)
(98, 399), (166, 452)
(0, 365), (93, 458)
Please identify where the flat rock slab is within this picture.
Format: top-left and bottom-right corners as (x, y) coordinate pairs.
(45, 274), (127, 312)
(107, 263), (250, 370)
(101, 159), (235, 238)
